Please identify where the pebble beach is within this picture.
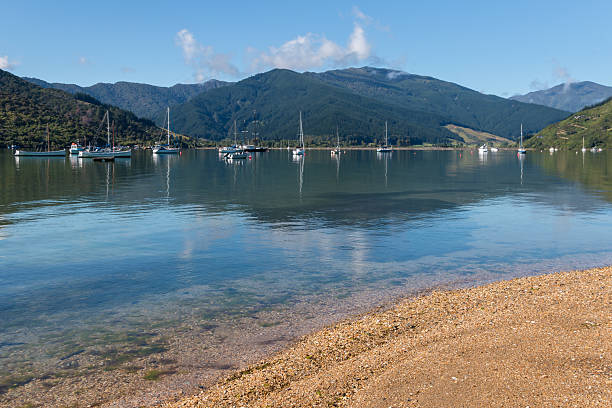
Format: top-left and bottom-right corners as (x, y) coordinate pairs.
(162, 266), (612, 408)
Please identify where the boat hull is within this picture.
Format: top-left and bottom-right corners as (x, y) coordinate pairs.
(79, 150), (117, 158)
(14, 150), (66, 157)
(153, 148), (180, 154)
(111, 150), (132, 158)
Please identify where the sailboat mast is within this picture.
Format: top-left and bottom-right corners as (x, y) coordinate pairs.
(106, 110), (110, 147)
(385, 121), (388, 146)
(167, 107), (170, 145)
(234, 120), (237, 145)
(520, 123), (523, 148)
(336, 125), (339, 147)
(299, 111), (304, 147)
(47, 124), (50, 152)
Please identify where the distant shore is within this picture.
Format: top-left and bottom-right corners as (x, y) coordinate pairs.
(162, 266), (612, 407)
(195, 146), (526, 151)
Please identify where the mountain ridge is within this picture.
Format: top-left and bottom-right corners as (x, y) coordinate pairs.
(510, 81), (612, 112)
(167, 68), (460, 145)
(166, 67), (569, 144)
(22, 77), (231, 120)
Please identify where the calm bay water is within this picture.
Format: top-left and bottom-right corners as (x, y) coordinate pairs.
(1, 148), (612, 401)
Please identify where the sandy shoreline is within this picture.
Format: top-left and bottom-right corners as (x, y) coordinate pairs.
(162, 266), (612, 407)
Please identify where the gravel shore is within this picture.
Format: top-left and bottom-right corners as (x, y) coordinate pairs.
(161, 266), (612, 407)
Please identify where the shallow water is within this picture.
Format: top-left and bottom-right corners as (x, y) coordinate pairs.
(1, 149), (612, 402)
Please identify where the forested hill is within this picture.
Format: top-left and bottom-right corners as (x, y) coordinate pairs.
(526, 96), (612, 150)
(167, 69), (460, 145)
(1, 69), (174, 149)
(23, 77), (230, 120)
(167, 67), (569, 144)
(310, 67), (569, 139)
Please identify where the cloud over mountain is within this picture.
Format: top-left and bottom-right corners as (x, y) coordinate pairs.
(176, 29), (241, 82)
(0, 55), (16, 70)
(251, 23), (373, 72)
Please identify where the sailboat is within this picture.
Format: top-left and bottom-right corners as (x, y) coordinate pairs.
(376, 121), (392, 152)
(517, 123), (526, 155)
(221, 120), (247, 159)
(581, 136), (587, 153)
(241, 113), (267, 152)
(478, 144), (488, 153)
(110, 121), (132, 158)
(154, 107), (180, 154)
(79, 111), (118, 158)
(219, 120), (240, 154)
(331, 126), (341, 155)
(14, 124), (66, 156)
(293, 111), (305, 156)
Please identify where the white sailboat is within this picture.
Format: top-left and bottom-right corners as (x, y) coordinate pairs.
(517, 123), (526, 155)
(376, 121), (392, 152)
(331, 125), (341, 155)
(219, 120), (240, 154)
(293, 111), (305, 156)
(79, 111), (116, 158)
(581, 136), (587, 153)
(221, 120), (247, 158)
(154, 107), (180, 154)
(14, 124), (66, 156)
(478, 144), (488, 153)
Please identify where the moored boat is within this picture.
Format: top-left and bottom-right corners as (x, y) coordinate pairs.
(293, 111), (305, 156)
(517, 123), (526, 155)
(376, 121), (392, 153)
(331, 126), (342, 155)
(70, 143), (85, 155)
(153, 107), (180, 154)
(14, 125), (66, 157)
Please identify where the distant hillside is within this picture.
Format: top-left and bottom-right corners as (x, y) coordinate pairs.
(511, 81), (612, 112)
(168, 69), (460, 145)
(310, 67), (568, 139)
(22, 77), (230, 120)
(444, 125), (514, 146)
(0, 69), (178, 148)
(525, 97), (612, 150)
(167, 67), (568, 145)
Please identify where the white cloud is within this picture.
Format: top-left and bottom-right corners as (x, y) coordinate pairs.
(529, 79), (549, 91)
(176, 29), (241, 81)
(348, 24), (370, 60)
(0, 55), (16, 70)
(78, 56), (89, 65)
(352, 6), (390, 32)
(553, 65), (575, 92)
(386, 70), (405, 80)
(252, 23), (373, 72)
(352, 6), (372, 24)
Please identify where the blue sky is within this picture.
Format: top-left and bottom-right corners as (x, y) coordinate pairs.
(1, 0), (611, 96)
